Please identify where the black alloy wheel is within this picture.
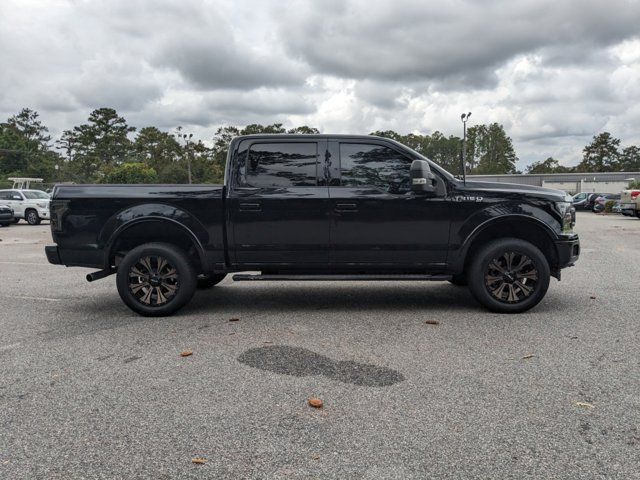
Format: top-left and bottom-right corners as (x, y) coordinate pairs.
(467, 238), (550, 313)
(116, 243), (197, 316)
(128, 255), (180, 306)
(484, 251), (539, 304)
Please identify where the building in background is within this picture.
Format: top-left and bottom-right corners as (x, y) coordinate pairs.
(466, 172), (639, 194)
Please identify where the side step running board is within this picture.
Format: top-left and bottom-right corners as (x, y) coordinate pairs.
(232, 274), (452, 282)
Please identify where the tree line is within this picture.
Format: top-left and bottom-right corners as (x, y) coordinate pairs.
(1, 107), (638, 186)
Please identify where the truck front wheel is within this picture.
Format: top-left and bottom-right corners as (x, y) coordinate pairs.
(467, 238), (550, 313)
(116, 243), (197, 317)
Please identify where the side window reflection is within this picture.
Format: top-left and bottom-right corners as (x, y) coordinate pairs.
(245, 143), (317, 188)
(339, 143), (412, 193)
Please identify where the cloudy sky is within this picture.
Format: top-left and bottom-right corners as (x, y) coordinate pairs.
(1, 0), (639, 170)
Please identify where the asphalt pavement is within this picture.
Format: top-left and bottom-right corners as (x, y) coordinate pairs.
(0, 212), (639, 479)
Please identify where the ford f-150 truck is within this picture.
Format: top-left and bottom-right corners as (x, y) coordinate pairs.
(45, 134), (580, 316)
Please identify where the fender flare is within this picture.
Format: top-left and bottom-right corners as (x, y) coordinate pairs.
(455, 214), (560, 270)
(103, 216), (207, 268)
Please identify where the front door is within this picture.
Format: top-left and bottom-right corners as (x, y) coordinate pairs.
(228, 139), (330, 269)
(328, 140), (451, 270)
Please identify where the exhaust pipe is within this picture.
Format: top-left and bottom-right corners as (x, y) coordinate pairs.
(86, 268), (115, 282)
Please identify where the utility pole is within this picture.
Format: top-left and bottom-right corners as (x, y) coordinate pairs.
(460, 112), (471, 184)
(179, 132), (194, 184)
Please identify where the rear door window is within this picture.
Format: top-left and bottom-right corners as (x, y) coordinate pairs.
(244, 142), (318, 188)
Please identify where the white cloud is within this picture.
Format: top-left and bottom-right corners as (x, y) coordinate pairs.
(0, 0), (639, 169)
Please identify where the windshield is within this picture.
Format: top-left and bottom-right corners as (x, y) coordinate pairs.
(22, 190), (49, 200)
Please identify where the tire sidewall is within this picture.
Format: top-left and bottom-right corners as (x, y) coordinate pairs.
(468, 238), (550, 313)
(116, 243), (197, 317)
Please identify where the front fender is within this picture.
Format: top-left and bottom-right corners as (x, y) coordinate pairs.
(450, 202), (561, 270)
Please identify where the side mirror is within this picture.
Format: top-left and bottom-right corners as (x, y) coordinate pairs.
(410, 160), (437, 195)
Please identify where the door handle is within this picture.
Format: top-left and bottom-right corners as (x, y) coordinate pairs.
(239, 202), (261, 212)
(335, 202), (358, 212)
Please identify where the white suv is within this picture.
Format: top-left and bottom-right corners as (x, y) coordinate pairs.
(0, 189), (50, 225)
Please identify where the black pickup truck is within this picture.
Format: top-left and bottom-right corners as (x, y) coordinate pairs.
(45, 134), (579, 316)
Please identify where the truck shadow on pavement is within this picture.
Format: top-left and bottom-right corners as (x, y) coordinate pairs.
(237, 345), (405, 387)
(189, 282), (480, 314)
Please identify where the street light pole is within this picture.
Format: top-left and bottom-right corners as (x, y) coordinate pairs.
(460, 112), (471, 185)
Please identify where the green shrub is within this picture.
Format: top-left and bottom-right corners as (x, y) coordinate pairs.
(604, 200), (616, 213)
(101, 162), (158, 184)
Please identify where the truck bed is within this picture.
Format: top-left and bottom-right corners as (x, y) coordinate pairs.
(50, 184), (225, 270)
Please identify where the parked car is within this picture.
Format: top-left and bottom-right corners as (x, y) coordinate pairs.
(612, 202), (623, 214)
(620, 189), (640, 218)
(46, 134), (580, 316)
(571, 192), (591, 209)
(592, 194), (621, 212)
(0, 189), (50, 224)
(0, 204), (14, 226)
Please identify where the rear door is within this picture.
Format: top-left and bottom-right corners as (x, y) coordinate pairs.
(327, 139), (451, 269)
(228, 139), (330, 268)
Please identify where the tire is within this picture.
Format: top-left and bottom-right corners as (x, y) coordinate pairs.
(26, 209), (41, 225)
(0, 222), (10, 227)
(467, 238), (550, 313)
(197, 273), (226, 289)
(12, 218), (19, 224)
(116, 242), (197, 317)
(448, 274), (467, 286)
(636, 210), (640, 219)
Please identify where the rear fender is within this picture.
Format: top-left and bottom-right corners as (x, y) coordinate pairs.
(99, 203), (208, 268)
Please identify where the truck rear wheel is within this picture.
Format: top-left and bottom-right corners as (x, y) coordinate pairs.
(116, 243), (197, 317)
(467, 238), (550, 313)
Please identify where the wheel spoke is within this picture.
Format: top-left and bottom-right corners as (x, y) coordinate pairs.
(140, 287), (153, 305)
(489, 260), (508, 275)
(513, 256), (532, 273)
(129, 267), (147, 278)
(504, 252), (515, 270)
(506, 283), (518, 302)
(130, 283), (149, 294)
(491, 282), (507, 299)
(514, 280), (533, 297)
(518, 271), (538, 281)
(163, 283), (178, 293)
(140, 256), (153, 274)
(157, 257), (167, 273)
(155, 286), (168, 305)
(161, 268), (178, 280)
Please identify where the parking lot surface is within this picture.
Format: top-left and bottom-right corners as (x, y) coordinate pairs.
(1, 212), (639, 479)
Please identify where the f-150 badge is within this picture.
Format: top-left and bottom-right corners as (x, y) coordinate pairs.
(449, 195), (484, 202)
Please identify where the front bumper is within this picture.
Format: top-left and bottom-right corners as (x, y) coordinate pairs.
(0, 212), (13, 222)
(555, 234), (580, 269)
(38, 209), (50, 219)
